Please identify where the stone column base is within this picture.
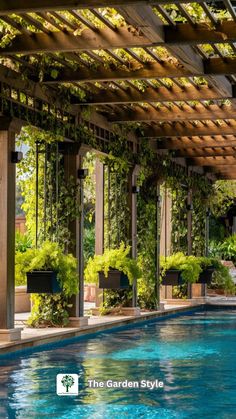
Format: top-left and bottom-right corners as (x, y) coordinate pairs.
(159, 302), (165, 311)
(121, 307), (141, 316)
(68, 317), (89, 327)
(0, 328), (22, 342)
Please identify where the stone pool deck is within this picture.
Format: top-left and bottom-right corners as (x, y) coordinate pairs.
(0, 303), (198, 356)
(1, 297), (235, 356)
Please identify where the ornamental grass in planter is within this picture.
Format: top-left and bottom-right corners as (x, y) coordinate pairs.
(15, 241), (78, 327)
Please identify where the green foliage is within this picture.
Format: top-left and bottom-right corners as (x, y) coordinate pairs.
(15, 231), (33, 253)
(27, 241), (78, 296)
(160, 252), (202, 283)
(16, 126), (79, 249)
(217, 234), (236, 262)
(160, 252), (234, 293)
(84, 243), (141, 285)
(84, 226), (95, 267)
(15, 248), (37, 286)
(211, 181), (236, 217)
(100, 289), (133, 312)
(137, 174), (157, 309)
(30, 294), (72, 327)
(15, 241), (78, 326)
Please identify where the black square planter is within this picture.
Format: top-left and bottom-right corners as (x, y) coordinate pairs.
(162, 269), (183, 286)
(198, 267), (215, 284)
(27, 270), (62, 293)
(99, 269), (130, 289)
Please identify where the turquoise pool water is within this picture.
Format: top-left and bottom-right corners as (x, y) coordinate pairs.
(1, 308), (236, 418)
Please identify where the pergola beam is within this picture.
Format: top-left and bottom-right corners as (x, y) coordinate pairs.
(174, 148), (236, 158)
(41, 58), (236, 84)
(188, 156), (236, 166)
(141, 122), (236, 138)
(77, 84), (233, 105)
(156, 135), (236, 149)
(0, 0), (213, 15)
(109, 104), (236, 123)
(2, 21), (236, 55)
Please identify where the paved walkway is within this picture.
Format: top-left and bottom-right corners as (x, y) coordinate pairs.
(0, 303), (194, 354)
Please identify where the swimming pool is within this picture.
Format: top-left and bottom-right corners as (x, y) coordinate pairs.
(1, 308), (236, 418)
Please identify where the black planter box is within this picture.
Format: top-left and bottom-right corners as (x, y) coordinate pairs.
(27, 270), (62, 293)
(99, 269), (130, 289)
(162, 269), (183, 286)
(198, 267), (215, 284)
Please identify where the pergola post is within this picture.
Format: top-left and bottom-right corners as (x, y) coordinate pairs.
(0, 119), (22, 341)
(95, 158), (104, 256)
(187, 183), (193, 299)
(65, 144), (89, 326)
(155, 182), (162, 309)
(205, 208), (210, 257)
(127, 165), (140, 310)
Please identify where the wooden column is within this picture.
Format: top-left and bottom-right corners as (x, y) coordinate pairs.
(187, 188), (193, 256)
(205, 208), (210, 257)
(187, 185), (193, 299)
(76, 150), (88, 318)
(128, 165), (140, 307)
(64, 144), (88, 325)
(155, 182), (161, 308)
(95, 158), (104, 255)
(0, 120), (22, 340)
(160, 187), (172, 257)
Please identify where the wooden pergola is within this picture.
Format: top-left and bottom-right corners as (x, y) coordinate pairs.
(0, 0), (236, 340)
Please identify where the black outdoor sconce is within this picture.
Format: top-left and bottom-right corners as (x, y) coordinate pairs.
(77, 168), (89, 179)
(11, 151), (23, 164)
(186, 203), (193, 211)
(156, 195), (162, 205)
(132, 185), (140, 194)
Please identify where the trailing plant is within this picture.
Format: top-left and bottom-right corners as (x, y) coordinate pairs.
(160, 252), (202, 284)
(137, 173), (157, 309)
(16, 241), (78, 326)
(84, 243), (141, 285)
(16, 126), (80, 250)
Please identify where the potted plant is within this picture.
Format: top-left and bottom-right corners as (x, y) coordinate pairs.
(84, 243), (141, 289)
(16, 241), (78, 326)
(160, 253), (202, 286)
(197, 257), (216, 284)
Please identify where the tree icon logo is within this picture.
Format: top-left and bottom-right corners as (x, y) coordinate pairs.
(61, 375), (75, 392)
(57, 373), (79, 396)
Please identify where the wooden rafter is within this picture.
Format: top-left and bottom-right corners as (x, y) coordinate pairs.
(109, 104), (236, 123)
(2, 21), (236, 55)
(76, 84), (234, 105)
(41, 58), (236, 84)
(0, 0), (222, 15)
(188, 156), (236, 166)
(174, 148), (236, 158)
(156, 135), (236, 149)
(141, 122), (236, 138)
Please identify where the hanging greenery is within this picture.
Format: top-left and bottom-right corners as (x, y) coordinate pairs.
(17, 126), (79, 249)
